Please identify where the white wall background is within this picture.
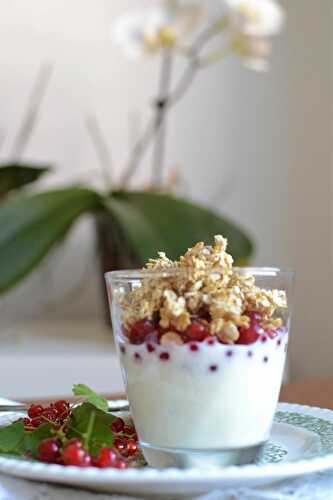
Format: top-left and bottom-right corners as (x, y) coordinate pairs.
(0, 0), (330, 380)
(286, 0), (331, 379)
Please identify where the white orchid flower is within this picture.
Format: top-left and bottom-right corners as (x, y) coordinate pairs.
(232, 34), (271, 71)
(224, 0), (285, 71)
(112, 1), (204, 59)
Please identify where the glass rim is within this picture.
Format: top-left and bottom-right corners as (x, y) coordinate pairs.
(105, 267), (295, 282)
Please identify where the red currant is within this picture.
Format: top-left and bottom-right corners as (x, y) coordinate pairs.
(237, 322), (262, 345)
(37, 438), (60, 463)
(126, 439), (138, 456)
(114, 437), (127, 452)
(236, 311), (266, 345)
(146, 342), (156, 353)
(111, 417), (125, 434)
(42, 408), (58, 422)
(130, 319), (155, 344)
(113, 458), (127, 469)
(97, 447), (118, 468)
(54, 400), (70, 417)
(123, 425), (136, 436)
(246, 311), (262, 322)
(27, 404), (43, 419)
(66, 438), (83, 448)
(186, 320), (209, 342)
(62, 444), (91, 467)
(159, 351), (170, 361)
(30, 417), (43, 428)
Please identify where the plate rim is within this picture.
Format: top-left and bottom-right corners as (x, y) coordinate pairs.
(0, 402), (333, 486)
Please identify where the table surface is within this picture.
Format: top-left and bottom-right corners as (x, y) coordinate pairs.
(279, 378), (333, 409)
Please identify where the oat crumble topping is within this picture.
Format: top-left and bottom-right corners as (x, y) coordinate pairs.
(120, 235), (287, 344)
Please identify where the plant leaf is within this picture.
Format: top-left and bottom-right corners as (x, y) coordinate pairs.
(68, 403), (116, 455)
(0, 163), (50, 195)
(23, 423), (54, 458)
(108, 191), (254, 264)
(0, 421), (24, 454)
(0, 187), (101, 293)
(72, 384), (108, 412)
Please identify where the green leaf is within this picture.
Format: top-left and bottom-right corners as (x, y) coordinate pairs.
(72, 384), (108, 412)
(0, 420), (54, 458)
(68, 403), (116, 455)
(108, 191), (254, 264)
(23, 423), (54, 458)
(0, 163), (50, 195)
(0, 187), (101, 293)
(0, 421), (24, 454)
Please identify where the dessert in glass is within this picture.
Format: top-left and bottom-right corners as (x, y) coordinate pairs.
(105, 236), (293, 468)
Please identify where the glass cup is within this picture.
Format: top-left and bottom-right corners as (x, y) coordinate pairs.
(105, 267), (294, 468)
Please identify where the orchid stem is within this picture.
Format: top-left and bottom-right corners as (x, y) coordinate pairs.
(152, 49), (173, 187)
(86, 114), (113, 189)
(199, 46), (230, 68)
(120, 21), (224, 188)
(0, 130), (6, 155)
(11, 62), (53, 160)
(120, 118), (155, 187)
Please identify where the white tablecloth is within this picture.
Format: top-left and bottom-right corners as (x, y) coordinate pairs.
(1, 471), (333, 500)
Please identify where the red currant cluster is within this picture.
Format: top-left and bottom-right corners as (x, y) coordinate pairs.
(24, 400), (70, 430)
(35, 415), (138, 469)
(127, 318), (213, 345)
(37, 437), (128, 469)
(126, 311), (278, 346)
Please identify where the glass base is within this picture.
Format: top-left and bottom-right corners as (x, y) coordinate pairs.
(141, 441), (266, 469)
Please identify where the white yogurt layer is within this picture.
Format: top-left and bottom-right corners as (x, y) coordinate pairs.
(119, 333), (288, 450)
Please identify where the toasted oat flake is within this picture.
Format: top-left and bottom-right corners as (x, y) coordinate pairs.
(121, 235), (287, 343)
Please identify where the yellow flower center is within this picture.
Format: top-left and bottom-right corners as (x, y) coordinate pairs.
(142, 25), (177, 53)
(237, 3), (260, 23)
(158, 25), (177, 47)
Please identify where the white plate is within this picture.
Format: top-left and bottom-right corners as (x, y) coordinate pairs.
(1, 403), (333, 497)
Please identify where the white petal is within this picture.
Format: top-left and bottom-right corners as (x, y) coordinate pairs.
(225, 0), (284, 37)
(111, 2), (204, 58)
(111, 8), (171, 58)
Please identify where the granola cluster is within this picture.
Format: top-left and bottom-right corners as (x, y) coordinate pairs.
(120, 235), (287, 344)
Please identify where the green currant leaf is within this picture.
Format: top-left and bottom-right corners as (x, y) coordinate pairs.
(72, 384), (108, 412)
(0, 421), (24, 454)
(23, 423), (54, 458)
(68, 403), (116, 456)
